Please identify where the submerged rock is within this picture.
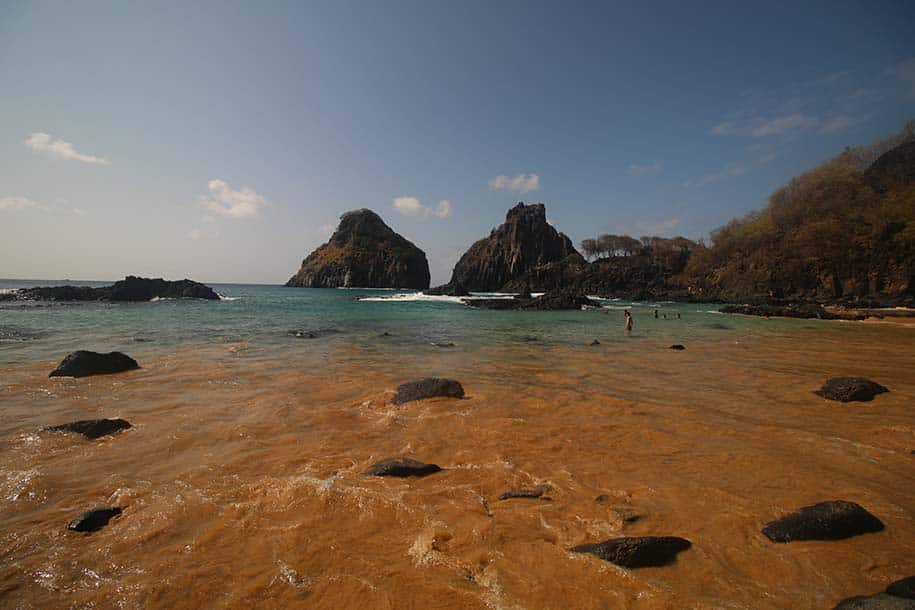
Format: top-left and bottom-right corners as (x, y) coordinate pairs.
(392, 378), (465, 405)
(498, 484), (551, 501)
(571, 536), (691, 568)
(815, 377), (889, 402)
(285, 209), (430, 289)
(364, 458), (442, 478)
(49, 351), (139, 378)
(44, 418), (131, 439)
(669, 344), (686, 350)
(762, 500), (885, 542)
(68, 507), (122, 532)
(589, 339), (601, 346)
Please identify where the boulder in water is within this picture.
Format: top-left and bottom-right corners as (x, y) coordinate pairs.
(392, 378), (465, 404)
(364, 458), (442, 478)
(762, 500), (884, 542)
(68, 507), (122, 532)
(815, 377), (889, 402)
(669, 344), (686, 350)
(49, 351), (139, 378)
(44, 418), (131, 439)
(571, 536), (691, 568)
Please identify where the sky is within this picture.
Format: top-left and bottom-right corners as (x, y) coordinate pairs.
(1, 1), (914, 285)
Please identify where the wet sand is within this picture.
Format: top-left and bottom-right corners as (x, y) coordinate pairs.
(1, 326), (914, 609)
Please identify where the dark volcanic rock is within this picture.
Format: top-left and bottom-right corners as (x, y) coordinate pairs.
(762, 500), (885, 542)
(466, 288), (600, 311)
(498, 484), (551, 500)
(364, 458), (442, 477)
(815, 377), (889, 402)
(392, 378), (465, 405)
(669, 344), (686, 350)
(68, 507), (122, 532)
(571, 536), (692, 568)
(445, 202), (578, 292)
(589, 339), (601, 346)
(887, 577), (915, 600)
(425, 281), (470, 297)
(835, 594), (915, 609)
(44, 418), (131, 439)
(49, 351), (139, 378)
(9, 276), (218, 302)
(719, 303), (856, 320)
(286, 209), (430, 289)
(107, 276), (219, 301)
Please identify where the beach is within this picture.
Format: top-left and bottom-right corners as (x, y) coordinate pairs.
(1, 284), (913, 608)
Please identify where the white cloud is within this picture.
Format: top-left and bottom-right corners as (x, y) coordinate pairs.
(24, 132), (110, 165)
(886, 57), (915, 98)
(318, 223), (334, 237)
(750, 113), (818, 137)
(0, 196), (40, 211)
(488, 173), (540, 194)
(199, 179), (267, 219)
(71, 207), (87, 216)
(187, 228), (201, 240)
(627, 162), (662, 176)
(392, 196), (452, 219)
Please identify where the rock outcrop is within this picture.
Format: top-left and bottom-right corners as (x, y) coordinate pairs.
(49, 351), (139, 378)
(465, 288), (600, 311)
(363, 458), (442, 477)
(815, 377), (890, 402)
(286, 209), (430, 289)
(434, 202), (577, 292)
(571, 536), (692, 568)
(1, 276), (219, 302)
(392, 378), (465, 404)
(44, 418), (132, 439)
(762, 500), (885, 542)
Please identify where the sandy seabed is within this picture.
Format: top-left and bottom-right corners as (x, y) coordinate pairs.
(1, 324), (914, 609)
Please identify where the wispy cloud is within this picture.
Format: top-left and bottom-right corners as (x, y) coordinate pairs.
(187, 228), (201, 240)
(199, 179), (267, 219)
(685, 153), (776, 188)
(636, 216), (680, 235)
(392, 196), (452, 219)
(886, 57), (915, 98)
(0, 196), (40, 211)
(488, 173), (540, 194)
(24, 132), (110, 165)
(750, 113), (818, 137)
(627, 162), (662, 176)
(819, 114), (863, 134)
(1, 195), (87, 215)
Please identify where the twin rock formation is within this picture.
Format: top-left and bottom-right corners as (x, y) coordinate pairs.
(285, 202), (572, 292)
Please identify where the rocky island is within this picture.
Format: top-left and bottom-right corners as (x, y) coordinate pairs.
(0, 276), (220, 302)
(286, 209), (430, 289)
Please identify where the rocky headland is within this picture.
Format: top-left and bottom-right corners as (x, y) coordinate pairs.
(286, 209), (430, 289)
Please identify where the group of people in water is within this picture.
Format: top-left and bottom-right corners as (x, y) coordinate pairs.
(622, 308), (681, 332)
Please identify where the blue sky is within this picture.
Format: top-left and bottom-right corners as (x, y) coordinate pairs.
(1, 1), (913, 284)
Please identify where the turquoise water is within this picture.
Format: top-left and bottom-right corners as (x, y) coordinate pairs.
(0, 279), (825, 366)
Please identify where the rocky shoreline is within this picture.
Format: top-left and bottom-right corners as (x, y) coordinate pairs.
(0, 276), (219, 303)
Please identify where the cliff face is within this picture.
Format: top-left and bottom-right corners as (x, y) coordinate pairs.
(285, 209), (430, 289)
(442, 203), (578, 292)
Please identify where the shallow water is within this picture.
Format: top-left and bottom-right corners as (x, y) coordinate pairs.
(1, 282), (913, 608)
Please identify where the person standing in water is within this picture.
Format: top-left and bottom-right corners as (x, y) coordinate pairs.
(624, 310), (633, 332)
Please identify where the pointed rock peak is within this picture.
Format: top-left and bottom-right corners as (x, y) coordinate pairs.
(286, 209), (430, 289)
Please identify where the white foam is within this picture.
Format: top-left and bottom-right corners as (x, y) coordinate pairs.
(217, 294), (239, 301)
